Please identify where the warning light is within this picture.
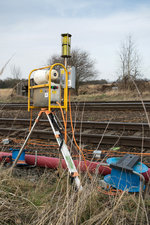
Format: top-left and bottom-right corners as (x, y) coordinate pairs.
(61, 33), (71, 58)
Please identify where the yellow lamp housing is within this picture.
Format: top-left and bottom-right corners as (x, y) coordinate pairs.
(61, 33), (72, 58)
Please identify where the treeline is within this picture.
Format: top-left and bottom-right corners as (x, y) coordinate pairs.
(80, 79), (108, 85)
(0, 78), (21, 88)
(117, 78), (150, 91)
(0, 78), (108, 89)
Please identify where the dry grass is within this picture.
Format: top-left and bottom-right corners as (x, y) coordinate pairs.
(0, 167), (149, 225)
(0, 88), (28, 103)
(0, 88), (13, 98)
(72, 90), (150, 102)
(1, 84), (150, 103)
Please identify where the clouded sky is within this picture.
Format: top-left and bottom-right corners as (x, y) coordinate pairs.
(0, 0), (150, 81)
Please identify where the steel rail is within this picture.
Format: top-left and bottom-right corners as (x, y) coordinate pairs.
(0, 127), (150, 148)
(1, 101), (150, 110)
(0, 118), (150, 131)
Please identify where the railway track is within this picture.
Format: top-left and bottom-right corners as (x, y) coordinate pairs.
(0, 118), (150, 149)
(0, 117), (150, 131)
(1, 101), (150, 111)
(0, 127), (150, 149)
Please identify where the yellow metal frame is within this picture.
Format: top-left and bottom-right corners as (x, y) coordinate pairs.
(28, 63), (68, 112)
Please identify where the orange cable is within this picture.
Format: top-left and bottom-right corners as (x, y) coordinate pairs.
(69, 90), (93, 180)
(82, 148), (150, 157)
(26, 142), (58, 147)
(56, 101), (67, 143)
(97, 186), (123, 196)
(101, 150), (150, 156)
(5, 137), (150, 157)
(65, 111), (67, 143)
(29, 108), (32, 131)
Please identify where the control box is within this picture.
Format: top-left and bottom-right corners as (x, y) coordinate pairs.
(60, 66), (76, 89)
(33, 82), (61, 107)
(67, 66), (76, 89)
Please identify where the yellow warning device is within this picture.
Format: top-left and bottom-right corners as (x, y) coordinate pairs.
(28, 34), (75, 112)
(28, 63), (68, 112)
(61, 33), (72, 58)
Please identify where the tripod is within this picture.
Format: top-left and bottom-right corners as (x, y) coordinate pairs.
(12, 108), (82, 191)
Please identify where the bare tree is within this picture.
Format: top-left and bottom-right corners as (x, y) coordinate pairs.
(118, 35), (141, 89)
(47, 48), (98, 95)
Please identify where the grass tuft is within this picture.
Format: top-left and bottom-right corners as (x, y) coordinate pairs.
(0, 167), (149, 224)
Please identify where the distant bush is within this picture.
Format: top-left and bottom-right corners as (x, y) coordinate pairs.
(117, 78), (150, 92)
(0, 78), (21, 88)
(81, 79), (108, 85)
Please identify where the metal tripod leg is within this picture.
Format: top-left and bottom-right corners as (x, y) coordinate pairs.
(46, 112), (82, 191)
(12, 112), (41, 168)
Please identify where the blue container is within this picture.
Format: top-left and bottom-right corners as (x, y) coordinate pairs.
(10, 148), (27, 165)
(104, 157), (148, 192)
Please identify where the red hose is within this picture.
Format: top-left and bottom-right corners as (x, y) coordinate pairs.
(0, 152), (149, 181)
(0, 152), (110, 175)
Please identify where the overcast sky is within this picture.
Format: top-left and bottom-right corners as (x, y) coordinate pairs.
(0, 0), (150, 81)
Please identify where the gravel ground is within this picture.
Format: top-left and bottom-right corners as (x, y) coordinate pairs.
(0, 108), (150, 163)
(0, 108), (150, 123)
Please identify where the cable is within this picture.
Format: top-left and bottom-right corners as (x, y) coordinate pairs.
(101, 150), (150, 156)
(65, 111), (67, 143)
(69, 90), (93, 180)
(29, 108), (33, 131)
(97, 186), (123, 196)
(56, 101), (67, 143)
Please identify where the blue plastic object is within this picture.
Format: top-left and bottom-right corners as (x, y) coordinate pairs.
(104, 157), (148, 192)
(10, 148), (27, 165)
